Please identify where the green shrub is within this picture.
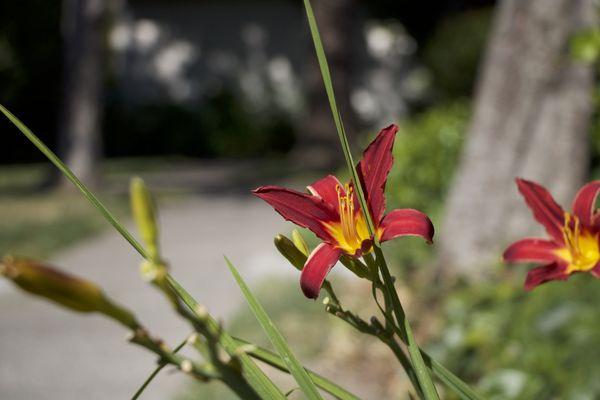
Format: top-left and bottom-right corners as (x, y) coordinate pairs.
(432, 272), (600, 399)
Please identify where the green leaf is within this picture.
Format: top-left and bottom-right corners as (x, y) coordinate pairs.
(301, 1), (440, 398)
(225, 256), (324, 400)
(301, 0), (376, 237)
(0, 103), (149, 260)
(233, 337), (361, 400)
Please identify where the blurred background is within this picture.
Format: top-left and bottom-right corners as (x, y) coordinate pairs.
(1, 0), (600, 398)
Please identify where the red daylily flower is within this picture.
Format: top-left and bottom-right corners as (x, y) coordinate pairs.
(253, 125), (434, 298)
(503, 178), (600, 290)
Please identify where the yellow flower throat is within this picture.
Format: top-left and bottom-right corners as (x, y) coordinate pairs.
(556, 213), (600, 273)
(325, 184), (371, 255)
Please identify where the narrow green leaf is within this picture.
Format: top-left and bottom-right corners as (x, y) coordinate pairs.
(428, 357), (483, 400)
(165, 275), (286, 400)
(0, 104), (149, 260)
(301, 0), (374, 237)
(232, 337), (361, 400)
(301, 1), (440, 398)
(225, 257), (324, 400)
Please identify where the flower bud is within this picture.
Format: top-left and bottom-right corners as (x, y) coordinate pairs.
(0, 256), (138, 329)
(339, 255), (369, 279)
(130, 177), (160, 262)
(274, 234), (307, 271)
(291, 229), (309, 256)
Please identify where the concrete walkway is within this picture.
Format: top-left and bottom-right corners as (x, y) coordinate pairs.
(0, 194), (294, 399)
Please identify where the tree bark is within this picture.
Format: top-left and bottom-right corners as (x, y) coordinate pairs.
(294, 0), (359, 169)
(57, 0), (106, 188)
(438, 0), (596, 278)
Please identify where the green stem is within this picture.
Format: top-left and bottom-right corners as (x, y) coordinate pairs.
(373, 246), (440, 399)
(233, 338), (361, 400)
(131, 336), (189, 400)
(383, 337), (425, 400)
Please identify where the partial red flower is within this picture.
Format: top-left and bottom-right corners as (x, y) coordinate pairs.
(503, 178), (600, 290)
(253, 125), (434, 298)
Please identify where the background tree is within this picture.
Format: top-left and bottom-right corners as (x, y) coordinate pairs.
(57, 0), (106, 188)
(438, 0), (596, 278)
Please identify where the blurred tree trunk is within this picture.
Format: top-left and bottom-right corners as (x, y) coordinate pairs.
(57, 0), (106, 188)
(438, 0), (596, 279)
(294, 0), (359, 169)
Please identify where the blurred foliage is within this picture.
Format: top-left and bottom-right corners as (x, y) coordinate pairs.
(387, 101), (469, 213)
(571, 27), (600, 64)
(382, 101), (469, 268)
(422, 8), (493, 99)
(431, 273), (600, 399)
(104, 90), (295, 159)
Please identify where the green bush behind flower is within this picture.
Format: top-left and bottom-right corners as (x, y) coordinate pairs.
(432, 273), (600, 399)
(383, 100), (469, 267)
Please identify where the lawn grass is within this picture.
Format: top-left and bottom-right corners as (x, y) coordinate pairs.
(0, 163), (130, 259)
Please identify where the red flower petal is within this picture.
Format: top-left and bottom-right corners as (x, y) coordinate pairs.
(253, 186), (337, 241)
(357, 125), (398, 223)
(524, 262), (569, 291)
(307, 175), (343, 212)
(572, 180), (600, 227)
(503, 238), (561, 263)
(379, 208), (434, 244)
(300, 243), (341, 299)
(516, 178), (565, 243)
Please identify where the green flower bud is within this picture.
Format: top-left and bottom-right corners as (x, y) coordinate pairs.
(274, 234), (308, 271)
(291, 229), (310, 256)
(0, 256), (138, 329)
(130, 177), (160, 263)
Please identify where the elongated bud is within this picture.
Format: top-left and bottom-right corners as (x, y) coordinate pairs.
(291, 229), (309, 256)
(130, 177), (160, 262)
(274, 234), (307, 271)
(0, 256), (139, 330)
(339, 255), (369, 279)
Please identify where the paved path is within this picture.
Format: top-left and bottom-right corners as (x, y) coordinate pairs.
(0, 194), (294, 399)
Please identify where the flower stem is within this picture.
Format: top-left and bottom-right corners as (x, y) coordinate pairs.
(372, 246), (439, 399)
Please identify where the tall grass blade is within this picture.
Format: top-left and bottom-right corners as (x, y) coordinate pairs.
(300, 2), (441, 398)
(225, 257), (323, 400)
(0, 104), (148, 260)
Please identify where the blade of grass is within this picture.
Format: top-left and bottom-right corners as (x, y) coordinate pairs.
(0, 104), (149, 260)
(232, 337), (361, 400)
(300, 2), (440, 398)
(0, 104), (285, 400)
(225, 257), (323, 400)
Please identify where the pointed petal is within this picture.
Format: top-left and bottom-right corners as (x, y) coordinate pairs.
(357, 125), (398, 223)
(572, 180), (600, 227)
(379, 209), (434, 243)
(524, 262), (569, 291)
(503, 238), (561, 263)
(516, 178), (565, 243)
(307, 175), (343, 212)
(300, 243), (341, 299)
(253, 186), (337, 241)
